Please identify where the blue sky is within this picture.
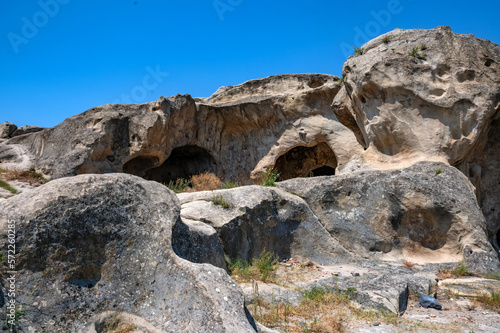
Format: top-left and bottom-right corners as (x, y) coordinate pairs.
(1, 0), (499, 127)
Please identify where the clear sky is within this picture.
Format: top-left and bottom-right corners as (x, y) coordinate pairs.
(1, 0), (499, 127)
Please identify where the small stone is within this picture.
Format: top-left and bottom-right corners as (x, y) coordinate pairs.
(430, 314), (436, 318)
(215, 288), (221, 293)
(373, 321), (381, 326)
(331, 272), (339, 276)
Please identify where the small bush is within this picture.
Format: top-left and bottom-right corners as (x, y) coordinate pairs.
(338, 78), (344, 86)
(253, 250), (279, 282)
(222, 180), (239, 189)
(166, 178), (191, 193)
(353, 46), (364, 56)
(420, 44), (428, 50)
(382, 36), (391, 44)
(408, 46), (425, 59)
(228, 260), (252, 280)
(191, 172), (222, 191)
(435, 168), (443, 176)
(212, 195), (230, 209)
(451, 261), (471, 277)
(0, 180), (17, 195)
(260, 169), (280, 187)
(303, 286), (326, 302)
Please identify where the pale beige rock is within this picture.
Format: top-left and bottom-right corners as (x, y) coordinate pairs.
(439, 277), (500, 297)
(335, 26), (500, 168)
(2, 74), (361, 184)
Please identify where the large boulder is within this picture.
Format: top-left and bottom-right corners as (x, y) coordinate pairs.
(277, 162), (500, 273)
(176, 186), (349, 266)
(0, 174), (257, 332)
(0, 122), (17, 139)
(3, 74), (362, 184)
(334, 26), (500, 167)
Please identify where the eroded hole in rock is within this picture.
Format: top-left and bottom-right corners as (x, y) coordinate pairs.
(144, 145), (217, 183)
(456, 70), (475, 82)
(123, 156), (159, 177)
(393, 207), (453, 250)
(485, 58), (494, 67)
(307, 77), (326, 88)
(274, 142), (337, 180)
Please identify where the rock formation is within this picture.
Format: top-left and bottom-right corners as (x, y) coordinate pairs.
(1, 74), (362, 184)
(1, 26), (500, 331)
(0, 174), (257, 332)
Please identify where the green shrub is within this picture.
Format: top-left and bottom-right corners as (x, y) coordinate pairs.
(0, 180), (17, 195)
(409, 46), (425, 59)
(451, 261), (471, 277)
(476, 292), (500, 312)
(303, 286), (327, 302)
(338, 78), (344, 86)
(252, 250), (279, 282)
(260, 169), (280, 187)
(353, 46), (364, 56)
(212, 195), (230, 209)
(166, 178), (191, 193)
(434, 168), (443, 176)
(222, 180), (239, 189)
(382, 36), (390, 44)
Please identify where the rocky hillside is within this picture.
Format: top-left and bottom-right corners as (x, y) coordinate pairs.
(1, 26), (500, 332)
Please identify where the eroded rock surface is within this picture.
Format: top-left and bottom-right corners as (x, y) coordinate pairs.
(2, 74), (362, 184)
(0, 174), (257, 332)
(277, 162), (500, 272)
(176, 186), (349, 266)
(335, 26), (500, 168)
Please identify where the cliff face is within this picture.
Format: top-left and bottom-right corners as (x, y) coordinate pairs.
(3, 74), (361, 184)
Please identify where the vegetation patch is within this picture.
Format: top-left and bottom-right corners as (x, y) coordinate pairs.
(353, 46), (364, 56)
(475, 292), (500, 313)
(211, 195), (230, 209)
(0, 180), (18, 195)
(260, 169), (280, 187)
(228, 250), (279, 283)
(191, 171), (222, 191)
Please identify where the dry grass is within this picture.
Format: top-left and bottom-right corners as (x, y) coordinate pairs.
(437, 262), (472, 279)
(1, 167), (48, 186)
(402, 261), (415, 268)
(475, 292), (500, 313)
(190, 172), (222, 191)
(250, 285), (402, 333)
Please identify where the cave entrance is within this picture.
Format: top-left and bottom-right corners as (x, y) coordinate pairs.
(274, 142), (337, 180)
(123, 156), (159, 177)
(144, 145), (217, 183)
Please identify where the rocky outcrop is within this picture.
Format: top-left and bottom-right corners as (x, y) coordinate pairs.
(334, 26), (500, 168)
(0, 122), (17, 139)
(3, 74), (362, 184)
(10, 125), (46, 137)
(176, 186), (349, 266)
(0, 174), (257, 332)
(277, 162), (500, 273)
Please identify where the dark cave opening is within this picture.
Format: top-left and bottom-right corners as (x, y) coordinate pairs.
(274, 142), (337, 180)
(144, 145), (217, 183)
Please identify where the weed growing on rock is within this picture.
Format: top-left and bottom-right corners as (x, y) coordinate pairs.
(338, 78), (344, 86)
(4, 308), (26, 330)
(222, 180), (239, 189)
(409, 46), (425, 59)
(420, 44), (428, 50)
(0, 180), (17, 194)
(211, 195), (230, 209)
(451, 261), (471, 277)
(260, 169), (280, 187)
(382, 36), (391, 43)
(353, 46), (364, 56)
(434, 167), (443, 176)
(4, 167), (49, 184)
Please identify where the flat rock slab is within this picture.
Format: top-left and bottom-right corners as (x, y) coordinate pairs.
(439, 277), (500, 297)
